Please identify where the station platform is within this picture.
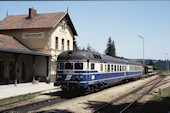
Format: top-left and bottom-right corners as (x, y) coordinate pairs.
(0, 82), (59, 99)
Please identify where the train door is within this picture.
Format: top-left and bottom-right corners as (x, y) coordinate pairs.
(9, 61), (15, 80)
(22, 62), (26, 80)
(0, 60), (4, 81)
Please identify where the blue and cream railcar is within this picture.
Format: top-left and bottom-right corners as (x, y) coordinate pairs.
(54, 50), (143, 91)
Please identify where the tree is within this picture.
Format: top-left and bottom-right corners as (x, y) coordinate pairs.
(86, 44), (92, 52)
(73, 36), (79, 50)
(105, 37), (116, 57)
(147, 60), (154, 66)
(81, 47), (86, 51)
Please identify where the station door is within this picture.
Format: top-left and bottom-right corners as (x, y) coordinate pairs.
(0, 60), (4, 81)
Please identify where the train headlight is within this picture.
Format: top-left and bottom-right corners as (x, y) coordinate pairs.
(76, 74), (83, 81)
(56, 75), (62, 80)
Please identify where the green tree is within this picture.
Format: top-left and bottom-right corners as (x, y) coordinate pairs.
(82, 47), (86, 51)
(73, 36), (79, 50)
(105, 37), (116, 57)
(86, 44), (92, 52)
(147, 60), (154, 66)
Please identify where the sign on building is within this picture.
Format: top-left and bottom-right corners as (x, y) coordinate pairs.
(22, 32), (44, 39)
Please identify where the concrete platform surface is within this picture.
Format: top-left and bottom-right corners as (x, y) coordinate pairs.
(0, 82), (58, 99)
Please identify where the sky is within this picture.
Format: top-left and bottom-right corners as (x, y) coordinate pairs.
(0, 1), (170, 60)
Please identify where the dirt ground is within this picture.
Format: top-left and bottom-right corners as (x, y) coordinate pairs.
(32, 75), (170, 113)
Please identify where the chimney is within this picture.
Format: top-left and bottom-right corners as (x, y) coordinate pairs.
(28, 8), (37, 19)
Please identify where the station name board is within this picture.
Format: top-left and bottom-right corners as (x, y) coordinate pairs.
(22, 32), (44, 39)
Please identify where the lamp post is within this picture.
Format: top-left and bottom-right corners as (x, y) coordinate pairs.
(138, 35), (145, 73)
(165, 53), (169, 71)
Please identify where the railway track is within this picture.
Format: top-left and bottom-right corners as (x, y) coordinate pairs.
(0, 89), (83, 113)
(93, 74), (165, 113)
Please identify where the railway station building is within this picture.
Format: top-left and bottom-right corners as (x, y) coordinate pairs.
(0, 8), (77, 84)
(0, 34), (50, 85)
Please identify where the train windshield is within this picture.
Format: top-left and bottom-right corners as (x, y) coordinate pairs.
(59, 63), (64, 69)
(65, 63), (73, 69)
(75, 63), (83, 69)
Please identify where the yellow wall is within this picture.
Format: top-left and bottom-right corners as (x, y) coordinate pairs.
(0, 28), (50, 50)
(0, 17), (75, 82)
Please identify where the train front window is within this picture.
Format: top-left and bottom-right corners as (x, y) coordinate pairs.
(65, 63), (73, 69)
(60, 63), (64, 69)
(75, 63), (83, 69)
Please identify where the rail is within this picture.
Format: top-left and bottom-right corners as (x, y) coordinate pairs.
(93, 74), (165, 113)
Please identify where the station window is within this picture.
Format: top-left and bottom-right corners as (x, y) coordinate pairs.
(55, 37), (58, 49)
(62, 39), (64, 50)
(67, 40), (70, 50)
(57, 63), (60, 69)
(91, 63), (95, 70)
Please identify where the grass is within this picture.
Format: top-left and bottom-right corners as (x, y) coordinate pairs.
(0, 92), (40, 106)
(126, 86), (170, 113)
(152, 86), (170, 101)
(163, 71), (170, 75)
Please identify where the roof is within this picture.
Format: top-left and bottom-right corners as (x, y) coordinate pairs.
(0, 34), (50, 56)
(57, 50), (142, 65)
(0, 11), (77, 36)
(0, 34), (30, 51)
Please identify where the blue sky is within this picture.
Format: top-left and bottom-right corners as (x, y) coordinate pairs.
(0, 1), (170, 60)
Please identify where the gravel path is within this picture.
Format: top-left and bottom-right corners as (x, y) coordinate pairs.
(32, 75), (163, 113)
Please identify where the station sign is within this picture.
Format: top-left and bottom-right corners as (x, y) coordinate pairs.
(22, 32), (44, 39)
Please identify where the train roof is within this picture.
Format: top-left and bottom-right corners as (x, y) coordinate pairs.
(57, 50), (142, 65)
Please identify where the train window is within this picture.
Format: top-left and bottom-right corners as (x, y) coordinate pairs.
(91, 63), (95, 70)
(100, 64), (103, 71)
(75, 63), (83, 69)
(114, 65), (116, 72)
(111, 65), (113, 72)
(59, 63), (64, 69)
(120, 65), (121, 71)
(117, 65), (119, 72)
(108, 64), (110, 72)
(65, 63), (73, 69)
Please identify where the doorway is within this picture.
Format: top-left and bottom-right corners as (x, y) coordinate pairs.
(0, 60), (4, 81)
(10, 61), (15, 80)
(22, 62), (26, 80)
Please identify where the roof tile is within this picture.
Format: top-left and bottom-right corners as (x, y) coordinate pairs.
(0, 34), (30, 51)
(0, 12), (66, 30)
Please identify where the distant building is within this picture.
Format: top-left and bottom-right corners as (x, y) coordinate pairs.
(0, 8), (78, 82)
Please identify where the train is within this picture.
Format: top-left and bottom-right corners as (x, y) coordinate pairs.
(144, 65), (153, 74)
(54, 50), (143, 92)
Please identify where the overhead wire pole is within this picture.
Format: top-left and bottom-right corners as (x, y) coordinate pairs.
(138, 35), (145, 74)
(165, 53), (169, 71)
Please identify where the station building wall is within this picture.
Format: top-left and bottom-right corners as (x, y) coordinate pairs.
(0, 52), (48, 84)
